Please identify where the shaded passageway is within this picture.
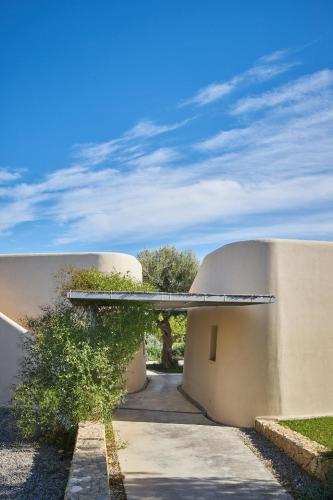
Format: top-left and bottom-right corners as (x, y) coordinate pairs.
(113, 371), (290, 499)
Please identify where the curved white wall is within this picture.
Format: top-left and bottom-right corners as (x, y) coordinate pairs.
(0, 252), (146, 400)
(183, 239), (333, 427)
(0, 312), (31, 405)
(183, 240), (278, 427)
(0, 252), (141, 320)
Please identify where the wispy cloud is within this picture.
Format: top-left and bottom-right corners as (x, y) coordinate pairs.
(1, 48), (333, 252)
(179, 50), (298, 107)
(258, 48), (291, 64)
(195, 68), (333, 178)
(232, 69), (333, 114)
(196, 102), (333, 155)
(129, 148), (181, 168)
(125, 118), (190, 138)
(51, 172), (333, 246)
(175, 211), (333, 248)
(0, 168), (21, 183)
(72, 140), (121, 166)
(72, 118), (190, 167)
(180, 80), (237, 107)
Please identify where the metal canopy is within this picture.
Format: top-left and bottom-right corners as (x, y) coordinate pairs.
(67, 290), (275, 311)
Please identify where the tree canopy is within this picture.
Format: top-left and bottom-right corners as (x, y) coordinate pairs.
(137, 247), (199, 368)
(137, 246), (199, 293)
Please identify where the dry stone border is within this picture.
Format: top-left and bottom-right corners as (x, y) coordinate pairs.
(255, 417), (333, 481)
(64, 421), (110, 500)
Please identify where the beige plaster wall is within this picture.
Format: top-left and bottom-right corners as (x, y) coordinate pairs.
(0, 252), (146, 400)
(0, 312), (31, 405)
(125, 345), (147, 393)
(275, 241), (333, 417)
(0, 252), (141, 320)
(182, 239), (333, 427)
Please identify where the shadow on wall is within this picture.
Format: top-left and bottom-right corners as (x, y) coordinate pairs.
(123, 473), (288, 499)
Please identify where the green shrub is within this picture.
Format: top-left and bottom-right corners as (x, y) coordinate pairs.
(169, 315), (187, 343)
(144, 315), (187, 362)
(172, 341), (185, 359)
(145, 332), (162, 361)
(14, 268), (156, 441)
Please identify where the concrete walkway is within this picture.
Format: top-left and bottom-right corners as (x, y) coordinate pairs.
(113, 371), (291, 499)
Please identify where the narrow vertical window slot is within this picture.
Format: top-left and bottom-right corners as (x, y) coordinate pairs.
(209, 325), (218, 362)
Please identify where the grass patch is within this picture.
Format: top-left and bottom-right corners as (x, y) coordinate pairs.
(105, 423), (126, 499)
(280, 417), (333, 451)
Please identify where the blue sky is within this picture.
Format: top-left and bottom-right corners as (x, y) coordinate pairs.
(1, 1), (333, 258)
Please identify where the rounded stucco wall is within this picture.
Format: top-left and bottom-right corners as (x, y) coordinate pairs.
(0, 313), (31, 406)
(183, 239), (333, 427)
(0, 252), (141, 320)
(0, 252), (146, 395)
(183, 240), (279, 427)
(272, 240), (333, 417)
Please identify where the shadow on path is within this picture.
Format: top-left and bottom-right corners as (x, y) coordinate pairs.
(113, 371), (291, 499)
(123, 473), (289, 499)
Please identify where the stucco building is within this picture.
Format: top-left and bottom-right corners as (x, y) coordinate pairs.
(0, 252), (146, 406)
(182, 239), (333, 427)
(1, 240), (332, 428)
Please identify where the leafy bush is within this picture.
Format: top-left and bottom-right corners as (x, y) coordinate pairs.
(172, 341), (185, 359)
(14, 268), (156, 441)
(169, 315), (187, 343)
(145, 332), (162, 361)
(144, 315), (187, 363)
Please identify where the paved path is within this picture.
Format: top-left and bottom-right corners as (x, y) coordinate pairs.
(113, 371), (291, 499)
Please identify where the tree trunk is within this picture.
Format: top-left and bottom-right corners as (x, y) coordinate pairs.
(158, 312), (174, 369)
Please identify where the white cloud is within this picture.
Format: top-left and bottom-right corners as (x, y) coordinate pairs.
(195, 70), (333, 185)
(0, 168), (21, 183)
(180, 80), (239, 107)
(52, 172), (333, 245)
(1, 52), (333, 251)
(130, 148), (181, 167)
(0, 198), (39, 233)
(245, 62), (299, 83)
(180, 50), (297, 107)
(232, 69), (333, 114)
(126, 118), (190, 138)
(258, 49), (291, 64)
(176, 212), (333, 248)
(196, 126), (255, 152)
(72, 140), (121, 166)
(72, 118), (190, 167)
(196, 103), (333, 156)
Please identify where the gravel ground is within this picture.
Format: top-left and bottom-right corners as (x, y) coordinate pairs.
(0, 409), (71, 500)
(238, 428), (333, 500)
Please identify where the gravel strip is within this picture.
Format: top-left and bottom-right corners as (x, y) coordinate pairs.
(238, 428), (333, 500)
(0, 408), (71, 500)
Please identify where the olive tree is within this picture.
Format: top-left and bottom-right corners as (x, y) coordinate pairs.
(137, 246), (199, 368)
